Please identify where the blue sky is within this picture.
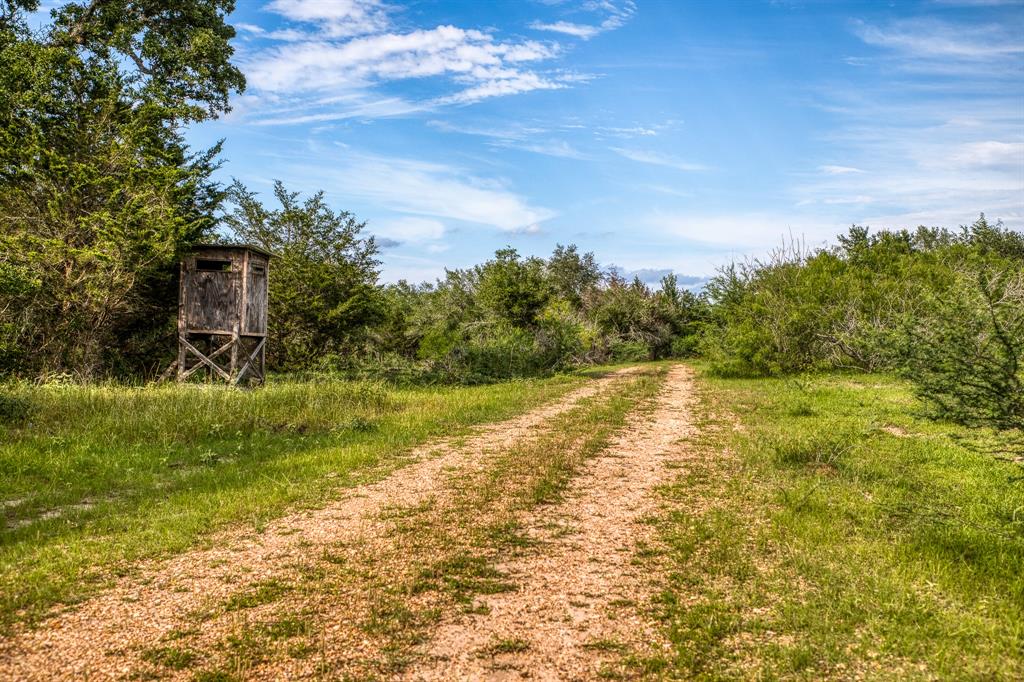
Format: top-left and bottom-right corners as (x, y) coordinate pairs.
(182, 0), (1024, 285)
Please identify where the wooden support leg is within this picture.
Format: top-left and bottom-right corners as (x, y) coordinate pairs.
(179, 336), (233, 382)
(232, 337), (267, 386)
(176, 336), (187, 382)
(230, 330), (239, 382)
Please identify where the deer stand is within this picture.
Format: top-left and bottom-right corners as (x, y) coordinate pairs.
(169, 244), (272, 387)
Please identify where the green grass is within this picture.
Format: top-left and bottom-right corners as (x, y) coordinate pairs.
(140, 644), (199, 670)
(0, 373), (585, 629)
(478, 636), (531, 657)
(647, 366), (1024, 680)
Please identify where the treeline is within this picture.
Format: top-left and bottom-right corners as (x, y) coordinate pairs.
(0, 0), (244, 378)
(223, 180), (706, 383)
(220, 190), (1023, 435)
(702, 217), (1023, 431)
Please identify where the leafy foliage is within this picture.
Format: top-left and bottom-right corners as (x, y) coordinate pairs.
(905, 265), (1023, 430)
(0, 0), (243, 378)
(222, 181), (382, 371)
(702, 215), (1024, 433)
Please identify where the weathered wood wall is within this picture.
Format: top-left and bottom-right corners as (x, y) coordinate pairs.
(244, 254), (268, 335)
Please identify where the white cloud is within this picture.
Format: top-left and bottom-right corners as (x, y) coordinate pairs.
(434, 69), (566, 106)
(265, 0), (389, 38)
(241, 18), (571, 120)
(611, 147), (708, 171)
(596, 125), (660, 138)
(801, 24), (1024, 235)
(530, 21), (602, 39)
(301, 153), (555, 232)
(253, 96), (430, 125)
(531, 1), (636, 41)
(646, 211), (844, 251)
(373, 216), (446, 242)
(819, 165), (865, 175)
(853, 18), (1024, 62)
(425, 120), (587, 158)
(491, 139), (588, 159)
(235, 22), (265, 35)
(245, 26), (558, 93)
(948, 141), (1024, 169)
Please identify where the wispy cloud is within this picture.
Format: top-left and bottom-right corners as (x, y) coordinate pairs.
(425, 119), (588, 158)
(490, 138), (588, 159)
(788, 15), (1024, 233)
(531, 21), (603, 40)
(852, 17), (1024, 65)
(819, 164), (865, 175)
(948, 141), (1024, 169)
(252, 95), (430, 125)
(646, 211), (846, 251)
(297, 152), (556, 232)
(595, 125), (660, 138)
(266, 0), (389, 38)
(531, 1), (636, 41)
(611, 147), (708, 171)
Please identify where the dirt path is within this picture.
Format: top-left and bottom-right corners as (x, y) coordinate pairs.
(404, 364), (695, 681)
(0, 364), (696, 681)
(0, 369), (637, 682)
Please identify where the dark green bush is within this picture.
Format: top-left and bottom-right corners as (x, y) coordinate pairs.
(904, 265), (1023, 430)
(0, 390), (31, 425)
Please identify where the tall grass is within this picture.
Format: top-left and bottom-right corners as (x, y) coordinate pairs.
(1, 379), (393, 442)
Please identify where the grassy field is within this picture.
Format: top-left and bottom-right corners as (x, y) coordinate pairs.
(643, 366), (1024, 680)
(2, 363), (1022, 679)
(0, 373), (585, 630)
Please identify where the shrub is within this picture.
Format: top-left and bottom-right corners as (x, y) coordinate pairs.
(0, 390), (31, 425)
(904, 265), (1024, 431)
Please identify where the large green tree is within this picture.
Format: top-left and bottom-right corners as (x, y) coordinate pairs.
(223, 181), (382, 371)
(0, 0), (244, 377)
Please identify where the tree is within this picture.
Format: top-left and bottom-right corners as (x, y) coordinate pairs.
(223, 181), (382, 370)
(476, 248), (551, 329)
(0, 0), (244, 377)
(546, 244), (601, 309)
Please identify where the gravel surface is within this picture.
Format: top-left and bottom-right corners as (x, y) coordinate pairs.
(404, 364), (695, 681)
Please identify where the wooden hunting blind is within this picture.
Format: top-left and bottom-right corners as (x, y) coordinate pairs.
(175, 244), (272, 385)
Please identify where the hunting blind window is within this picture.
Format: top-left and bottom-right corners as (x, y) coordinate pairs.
(196, 259), (232, 272)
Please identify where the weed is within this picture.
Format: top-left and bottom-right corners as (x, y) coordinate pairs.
(140, 645), (197, 670)
(0, 391), (31, 425)
(260, 615), (312, 640)
(191, 670), (237, 682)
(478, 637), (531, 657)
(583, 639), (628, 653)
(223, 579), (290, 611)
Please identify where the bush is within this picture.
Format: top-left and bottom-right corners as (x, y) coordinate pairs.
(0, 390), (31, 425)
(904, 265), (1024, 430)
(609, 340), (650, 362)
